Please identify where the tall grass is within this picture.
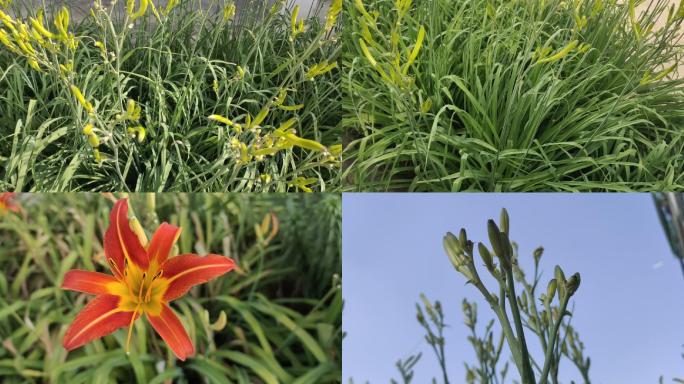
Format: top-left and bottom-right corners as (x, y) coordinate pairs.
(343, 0), (684, 191)
(0, 193), (342, 383)
(0, 0), (342, 192)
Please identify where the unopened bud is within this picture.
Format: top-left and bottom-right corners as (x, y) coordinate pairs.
(554, 265), (566, 285)
(546, 278), (557, 300)
(519, 291), (528, 311)
(459, 228), (468, 250)
(500, 208), (509, 235)
(555, 265), (566, 299)
(129, 217), (148, 247)
(533, 247), (544, 263)
(487, 220), (510, 268)
(478, 242), (494, 271)
(443, 232), (463, 268)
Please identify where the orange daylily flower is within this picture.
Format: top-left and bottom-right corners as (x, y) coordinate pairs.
(0, 192), (20, 215)
(61, 198), (236, 360)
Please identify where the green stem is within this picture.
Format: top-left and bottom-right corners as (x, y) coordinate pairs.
(505, 268), (535, 384)
(539, 297), (570, 384)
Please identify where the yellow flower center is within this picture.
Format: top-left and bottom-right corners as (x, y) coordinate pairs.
(106, 260), (169, 317)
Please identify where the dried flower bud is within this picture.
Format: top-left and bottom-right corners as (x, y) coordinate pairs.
(566, 272), (581, 297)
(465, 240), (474, 255)
(478, 242), (494, 271)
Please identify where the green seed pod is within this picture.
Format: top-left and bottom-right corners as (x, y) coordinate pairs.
(566, 272), (581, 297)
(546, 278), (557, 300)
(500, 208), (510, 235)
(478, 242), (495, 271)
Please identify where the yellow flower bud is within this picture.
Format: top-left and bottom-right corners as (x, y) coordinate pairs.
(129, 217), (148, 247)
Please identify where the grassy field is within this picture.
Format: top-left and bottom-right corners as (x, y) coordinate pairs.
(343, 0), (684, 191)
(0, 0), (342, 192)
(0, 193), (341, 383)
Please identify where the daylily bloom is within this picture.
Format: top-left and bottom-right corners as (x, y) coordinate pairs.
(0, 192), (20, 215)
(61, 199), (236, 360)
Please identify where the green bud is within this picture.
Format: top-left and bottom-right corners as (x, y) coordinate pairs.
(566, 272), (581, 297)
(500, 208), (509, 235)
(478, 242), (495, 271)
(555, 265), (567, 300)
(487, 220), (510, 268)
(416, 308), (425, 325)
(459, 228), (468, 250)
(487, 219), (503, 254)
(435, 300), (443, 316)
(500, 231), (513, 267)
(533, 246), (544, 263)
(443, 232), (463, 268)
(554, 265), (566, 285)
(520, 291), (528, 311)
(546, 278), (557, 300)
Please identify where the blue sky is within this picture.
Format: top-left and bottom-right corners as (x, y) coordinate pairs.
(343, 193), (684, 383)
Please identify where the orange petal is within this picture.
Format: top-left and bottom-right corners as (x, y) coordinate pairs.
(161, 254), (236, 301)
(62, 270), (118, 295)
(63, 294), (136, 351)
(104, 199), (149, 274)
(147, 222), (181, 265)
(146, 303), (194, 360)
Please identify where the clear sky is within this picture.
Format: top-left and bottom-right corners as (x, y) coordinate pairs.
(343, 193), (684, 384)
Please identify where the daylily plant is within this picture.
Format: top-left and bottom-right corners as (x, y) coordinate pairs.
(61, 199), (236, 360)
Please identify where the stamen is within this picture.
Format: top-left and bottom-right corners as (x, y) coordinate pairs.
(125, 304), (141, 355)
(126, 271), (149, 354)
(108, 258), (123, 280)
(143, 270), (162, 302)
(137, 273), (147, 303)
